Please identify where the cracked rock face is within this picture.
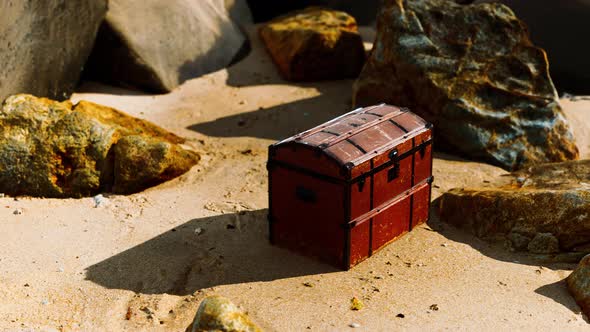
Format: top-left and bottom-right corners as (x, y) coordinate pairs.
(568, 254), (590, 318)
(353, 0), (578, 170)
(0, 94), (199, 198)
(259, 7), (365, 81)
(438, 160), (590, 252)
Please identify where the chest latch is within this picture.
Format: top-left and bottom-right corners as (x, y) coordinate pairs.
(388, 148), (401, 182)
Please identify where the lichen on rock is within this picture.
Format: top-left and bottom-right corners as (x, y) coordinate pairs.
(259, 7), (365, 81)
(353, 0), (578, 170)
(0, 94), (199, 198)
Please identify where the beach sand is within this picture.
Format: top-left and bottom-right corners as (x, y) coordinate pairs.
(0, 27), (588, 331)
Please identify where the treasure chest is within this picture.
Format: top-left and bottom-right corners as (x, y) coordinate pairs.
(267, 104), (433, 269)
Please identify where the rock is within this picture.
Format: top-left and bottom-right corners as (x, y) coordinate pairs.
(190, 296), (261, 332)
(439, 160), (590, 252)
(350, 297), (364, 311)
(112, 135), (199, 194)
(527, 233), (560, 254)
(0, 94), (199, 198)
(259, 7), (365, 81)
(84, 0), (246, 93)
(0, 1), (107, 102)
(353, 0), (578, 171)
(506, 231), (532, 251)
(567, 254), (590, 317)
(246, 0), (380, 25)
(473, 0), (590, 94)
(225, 0), (254, 28)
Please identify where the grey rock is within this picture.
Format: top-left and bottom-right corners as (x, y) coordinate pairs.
(527, 233), (559, 254)
(84, 0), (246, 93)
(225, 0), (254, 28)
(0, 0), (107, 102)
(353, 0), (579, 171)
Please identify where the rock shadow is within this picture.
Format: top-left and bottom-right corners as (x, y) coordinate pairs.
(431, 201), (584, 317)
(187, 25), (377, 141)
(85, 209), (336, 295)
(535, 280), (586, 319)
(430, 198), (581, 270)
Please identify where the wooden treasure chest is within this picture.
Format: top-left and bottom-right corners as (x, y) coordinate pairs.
(267, 104), (433, 269)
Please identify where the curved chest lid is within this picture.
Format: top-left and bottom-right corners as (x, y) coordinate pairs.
(273, 104), (430, 168)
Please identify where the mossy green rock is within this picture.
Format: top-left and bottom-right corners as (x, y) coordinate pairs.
(353, 0), (578, 170)
(439, 160), (590, 252)
(191, 296), (261, 332)
(259, 7), (365, 81)
(0, 94), (199, 197)
(567, 254), (590, 317)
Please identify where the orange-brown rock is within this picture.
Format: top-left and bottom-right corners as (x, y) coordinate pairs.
(259, 7), (365, 81)
(567, 254), (590, 318)
(353, 0), (578, 170)
(0, 94), (199, 197)
(439, 160), (590, 252)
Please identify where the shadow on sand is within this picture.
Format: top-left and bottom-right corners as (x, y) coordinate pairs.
(85, 209), (337, 296)
(429, 201), (584, 316)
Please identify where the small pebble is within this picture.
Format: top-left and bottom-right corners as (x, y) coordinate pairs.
(396, 313), (405, 318)
(349, 323), (361, 328)
(93, 194), (108, 208)
(13, 209), (22, 215)
(441, 243), (448, 247)
(194, 227), (203, 235)
(41, 299), (49, 305)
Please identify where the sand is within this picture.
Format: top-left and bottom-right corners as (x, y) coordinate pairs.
(0, 27), (588, 331)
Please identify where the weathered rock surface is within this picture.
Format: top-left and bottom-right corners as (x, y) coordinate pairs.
(567, 254), (590, 317)
(84, 0), (246, 93)
(259, 7), (365, 81)
(353, 0), (578, 170)
(0, 94), (199, 198)
(527, 233), (559, 254)
(0, 1), (107, 102)
(190, 296), (261, 332)
(474, 0), (590, 94)
(439, 160), (590, 252)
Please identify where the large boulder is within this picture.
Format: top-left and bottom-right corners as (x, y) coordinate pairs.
(190, 296), (261, 332)
(84, 0), (246, 93)
(567, 254), (590, 317)
(0, 94), (199, 197)
(259, 7), (365, 81)
(0, 1), (107, 102)
(353, 0), (579, 171)
(473, 0), (590, 94)
(438, 160), (590, 252)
